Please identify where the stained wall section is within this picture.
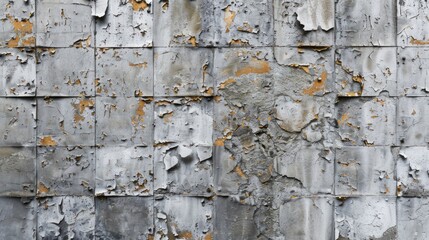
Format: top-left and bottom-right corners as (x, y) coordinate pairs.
(1, 0), (429, 239)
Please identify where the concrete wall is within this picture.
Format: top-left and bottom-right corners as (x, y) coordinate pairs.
(1, 0), (428, 239)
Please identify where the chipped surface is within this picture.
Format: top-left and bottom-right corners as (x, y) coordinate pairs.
(37, 147), (95, 196)
(0, 147), (36, 196)
(335, 47), (397, 96)
(335, 147), (396, 196)
(153, 0), (213, 47)
(336, 0), (396, 46)
(96, 146), (153, 196)
(214, 0), (273, 47)
(154, 48), (214, 96)
(3, 0), (429, 238)
(397, 147), (429, 196)
(274, 0), (334, 46)
(336, 96), (396, 146)
(96, 48), (153, 97)
(96, 97), (153, 146)
(0, 98), (36, 146)
(37, 196), (95, 239)
(155, 196), (212, 240)
(0, 48), (36, 96)
(37, 97), (95, 146)
(36, 0), (93, 47)
(335, 197), (397, 239)
(96, 0), (152, 47)
(37, 47), (95, 96)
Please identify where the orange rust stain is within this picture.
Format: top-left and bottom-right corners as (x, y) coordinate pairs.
(224, 5), (236, 33)
(74, 113), (85, 123)
(72, 36), (91, 48)
(374, 97), (385, 106)
(214, 96), (222, 102)
(129, 0), (149, 11)
(219, 78), (236, 89)
(188, 36), (197, 46)
(234, 165), (246, 178)
(203, 87), (213, 96)
(129, 62), (148, 68)
(288, 64), (311, 74)
(40, 136), (57, 146)
(303, 70), (327, 96)
(75, 99), (95, 114)
(73, 99), (94, 123)
(6, 14), (34, 47)
(178, 231), (193, 239)
(162, 112), (173, 123)
(131, 100), (146, 125)
(214, 138), (225, 146)
(204, 232), (213, 240)
(38, 182), (50, 194)
(410, 37), (429, 45)
(7, 15), (33, 34)
(229, 39), (249, 46)
(337, 113), (349, 126)
(235, 58), (270, 77)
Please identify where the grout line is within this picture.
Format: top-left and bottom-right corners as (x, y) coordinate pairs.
(151, 2), (156, 235)
(93, 9), (97, 239)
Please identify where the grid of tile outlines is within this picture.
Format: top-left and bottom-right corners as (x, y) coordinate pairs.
(1, 0), (429, 239)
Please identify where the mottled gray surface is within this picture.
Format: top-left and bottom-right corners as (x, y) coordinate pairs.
(2, 0), (429, 239)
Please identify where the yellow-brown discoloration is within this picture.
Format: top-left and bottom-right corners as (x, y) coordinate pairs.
(40, 136), (57, 146)
(224, 5), (236, 33)
(129, 0), (149, 11)
(72, 36), (91, 48)
(129, 62), (148, 68)
(162, 112), (173, 123)
(188, 36), (197, 46)
(288, 63), (311, 74)
(204, 232), (213, 240)
(73, 99), (94, 123)
(6, 14), (34, 47)
(75, 99), (95, 114)
(214, 138), (225, 146)
(235, 58), (271, 77)
(178, 231), (193, 239)
(234, 165), (247, 178)
(303, 70), (327, 95)
(131, 100), (146, 126)
(229, 39), (249, 46)
(219, 78), (236, 89)
(38, 182), (50, 194)
(337, 113), (349, 126)
(410, 37), (429, 45)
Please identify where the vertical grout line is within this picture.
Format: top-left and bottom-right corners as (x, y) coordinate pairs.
(394, 0), (399, 234)
(333, 0), (338, 237)
(34, 0), (39, 238)
(93, 5), (97, 238)
(151, 2), (156, 236)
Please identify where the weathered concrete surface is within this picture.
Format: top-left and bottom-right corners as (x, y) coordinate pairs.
(37, 196), (95, 239)
(96, 48), (153, 97)
(2, 0), (429, 239)
(37, 146), (95, 196)
(96, 197), (153, 239)
(37, 47), (95, 96)
(0, 48), (36, 96)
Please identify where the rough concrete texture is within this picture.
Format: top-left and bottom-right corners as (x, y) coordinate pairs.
(2, 0), (429, 239)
